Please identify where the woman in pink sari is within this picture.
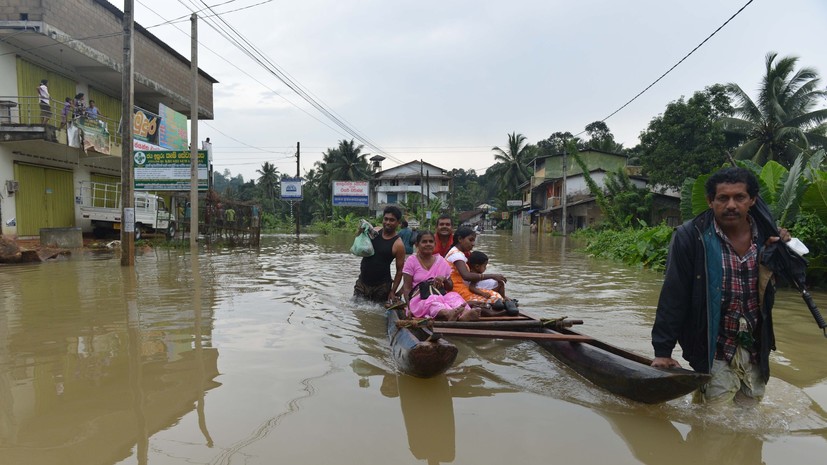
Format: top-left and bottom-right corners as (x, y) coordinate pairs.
(401, 231), (477, 320)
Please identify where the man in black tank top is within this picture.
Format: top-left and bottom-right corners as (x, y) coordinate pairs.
(354, 206), (406, 304)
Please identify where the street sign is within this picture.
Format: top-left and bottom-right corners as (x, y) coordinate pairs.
(281, 178), (302, 200)
(506, 200), (524, 207)
(332, 181), (369, 207)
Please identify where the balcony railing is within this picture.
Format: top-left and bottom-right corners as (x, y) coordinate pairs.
(374, 184), (449, 193)
(0, 95), (122, 146)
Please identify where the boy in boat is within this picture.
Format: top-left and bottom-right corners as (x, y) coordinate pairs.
(467, 251), (505, 298)
(466, 251), (517, 316)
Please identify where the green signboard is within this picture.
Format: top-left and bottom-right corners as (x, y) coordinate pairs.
(133, 150), (209, 191)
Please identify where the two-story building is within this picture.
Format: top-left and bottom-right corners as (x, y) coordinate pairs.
(515, 148), (680, 233)
(0, 0), (216, 237)
(370, 160), (451, 218)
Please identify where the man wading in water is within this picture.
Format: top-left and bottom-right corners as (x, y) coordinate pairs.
(353, 206), (406, 304)
(651, 167), (790, 405)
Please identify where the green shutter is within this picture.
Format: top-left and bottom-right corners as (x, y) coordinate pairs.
(16, 58), (77, 125)
(14, 163), (75, 235)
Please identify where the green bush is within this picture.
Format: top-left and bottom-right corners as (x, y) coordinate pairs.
(790, 211), (827, 286)
(581, 223), (674, 271)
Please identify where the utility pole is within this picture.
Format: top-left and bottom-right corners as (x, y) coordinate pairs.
(120, 0), (135, 266)
(562, 144), (569, 237)
(189, 13), (199, 249)
(295, 141), (300, 237)
(420, 159), (425, 222)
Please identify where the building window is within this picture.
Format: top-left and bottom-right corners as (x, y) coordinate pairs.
(387, 193), (398, 204)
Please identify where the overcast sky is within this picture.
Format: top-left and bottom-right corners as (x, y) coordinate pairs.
(110, 0), (826, 182)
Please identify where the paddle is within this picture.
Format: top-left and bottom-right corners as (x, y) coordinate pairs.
(432, 327), (592, 342)
(751, 196), (827, 337)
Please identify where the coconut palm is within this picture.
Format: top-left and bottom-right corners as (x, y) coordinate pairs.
(324, 139), (372, 181)
(256, 161), (280, 213)
(491, 132), (532, 194)
(724, 52), (827, 167)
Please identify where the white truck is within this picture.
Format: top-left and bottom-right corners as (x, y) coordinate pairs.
(77, 181), (174, 240)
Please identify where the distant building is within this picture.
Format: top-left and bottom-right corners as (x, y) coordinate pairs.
(515, 148), (680, 233)
(370, 160), (451, 218)
(0, 0), (217, 237)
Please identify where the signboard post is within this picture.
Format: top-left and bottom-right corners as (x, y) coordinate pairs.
(332, 181), (369, 207)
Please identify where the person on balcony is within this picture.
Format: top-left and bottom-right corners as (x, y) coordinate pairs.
(59, 97), (72, 129)
(73, 93), (86, 119)
(85, 100), (100, 120)
(37, 80), (51, 124)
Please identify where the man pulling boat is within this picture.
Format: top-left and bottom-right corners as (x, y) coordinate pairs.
(652, 167), (791, 405)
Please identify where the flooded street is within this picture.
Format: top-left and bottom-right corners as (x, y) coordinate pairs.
(1, 231), (826, 465)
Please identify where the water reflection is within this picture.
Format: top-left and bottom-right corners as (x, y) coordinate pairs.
(0, 257), (220, 465)
(1, 232), (826, 465)
(600, 411), (764, 465)
(397, 375), (455, 465)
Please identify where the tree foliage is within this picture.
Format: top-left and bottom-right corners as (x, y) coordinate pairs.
(256, 161), (280, 214)
(724, 52), (827, 167)
(537, 131), (578, 155)
(637, 85), (735, 189)
(490, 132), (533, 195)
(584, 121), (625, 153)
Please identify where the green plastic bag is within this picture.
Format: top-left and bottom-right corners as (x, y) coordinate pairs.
(350, 220), (375, 257)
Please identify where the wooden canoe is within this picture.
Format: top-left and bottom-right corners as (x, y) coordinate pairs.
(415, 312), (710, 403)
(387, 309), (709, 403)
(386, 308), (458, 378)
(513, 311), (710, 404)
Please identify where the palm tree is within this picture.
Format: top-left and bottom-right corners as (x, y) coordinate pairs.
(256, 161), (280, 213)
(325, 139), (372, 181)
(724, 52), (827, 167)
(491, 132), (532, 194)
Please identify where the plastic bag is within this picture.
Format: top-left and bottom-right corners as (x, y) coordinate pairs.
(350, 219), (375, 257)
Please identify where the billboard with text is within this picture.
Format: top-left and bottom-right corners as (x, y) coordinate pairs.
(332, 181), (369, 207)
(133, 150), (208, 191)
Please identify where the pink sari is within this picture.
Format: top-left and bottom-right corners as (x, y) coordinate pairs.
(403, 254), (470, 318)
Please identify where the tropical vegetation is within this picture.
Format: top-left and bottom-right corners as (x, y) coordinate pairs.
(488, 132), (534, 194)
(208, 51), (827, 284)
(636, 84), (735, 189)
(724, 52), (827, 166)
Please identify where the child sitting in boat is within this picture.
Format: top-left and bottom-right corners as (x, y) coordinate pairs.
(467, 251), (505, 297)
(467, 251), (517, 315)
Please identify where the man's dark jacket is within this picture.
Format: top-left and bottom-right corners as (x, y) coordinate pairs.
(651, 209), (777, 382)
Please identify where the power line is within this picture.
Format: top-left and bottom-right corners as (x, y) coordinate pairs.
(593, 0), (754, 127)
(134, 0), (355, 141)
(144, 0), (275, 29)
(184, 0), (423, 173)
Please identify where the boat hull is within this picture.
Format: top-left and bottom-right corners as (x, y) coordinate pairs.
(387, 308), (458, 378)
(531, 322), (710, 404)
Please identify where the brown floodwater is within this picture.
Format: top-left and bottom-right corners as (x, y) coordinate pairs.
(1, 231), (826, 465)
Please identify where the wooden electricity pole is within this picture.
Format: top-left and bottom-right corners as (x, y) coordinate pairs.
(120, 0), (135, 266)
(295, 141), (300, 237)
(562, 144), (569, 237)
(189, 13), (199, 248)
